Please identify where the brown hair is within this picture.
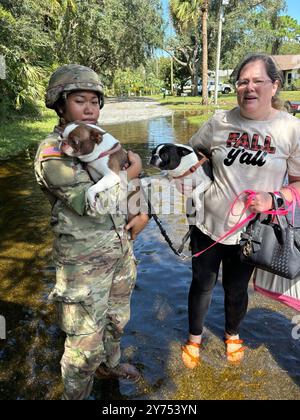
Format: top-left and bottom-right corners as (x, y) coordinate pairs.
(235, 53), (284, 109)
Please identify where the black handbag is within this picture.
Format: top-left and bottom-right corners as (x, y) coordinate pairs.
(240, 194), (300, 280)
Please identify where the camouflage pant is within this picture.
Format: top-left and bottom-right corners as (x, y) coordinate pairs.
(56, 249), (137, 400)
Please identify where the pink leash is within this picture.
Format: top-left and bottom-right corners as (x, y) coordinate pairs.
(192, 189), (294, 258)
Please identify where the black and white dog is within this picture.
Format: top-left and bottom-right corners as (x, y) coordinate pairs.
(150, 143), (212, 214)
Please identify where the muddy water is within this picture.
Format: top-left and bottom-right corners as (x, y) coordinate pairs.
(0, 115), (299, 400)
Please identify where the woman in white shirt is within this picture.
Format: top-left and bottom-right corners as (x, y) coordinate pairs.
(181, 53), (300, 368)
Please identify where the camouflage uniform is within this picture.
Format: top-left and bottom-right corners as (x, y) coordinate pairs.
(34, 127), (137, 400)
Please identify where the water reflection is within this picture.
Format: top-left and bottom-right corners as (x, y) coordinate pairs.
(103, 115), (197, 170)
(0, 115), (299, 400)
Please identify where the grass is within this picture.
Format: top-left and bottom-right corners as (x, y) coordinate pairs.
(149, 90), (300, 125)
(0, 109), (58, 160)
(151, 93), (236, 111)
(148, 93), (237, 125)
(187, 112), (214, 125)
(280, 91), (300, 101)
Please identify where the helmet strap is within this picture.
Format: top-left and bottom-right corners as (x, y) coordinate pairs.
(99, 94), (104, 109)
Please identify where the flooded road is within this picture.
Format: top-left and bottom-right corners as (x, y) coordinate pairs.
(0, 115), (299, 400)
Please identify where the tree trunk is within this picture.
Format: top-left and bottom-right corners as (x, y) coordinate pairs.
(201, 0), (209, 106)
(270, 12), (281, 55)
(191, 72), (198, 96)
(271, 38), (281, 55)
(192, 32), (200, 96)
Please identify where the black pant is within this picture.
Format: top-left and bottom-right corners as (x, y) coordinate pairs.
(189, 227), (254, 336)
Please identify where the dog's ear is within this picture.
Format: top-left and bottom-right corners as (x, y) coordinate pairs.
(178, 147), (193, 157)
(90, 129), (103, 144)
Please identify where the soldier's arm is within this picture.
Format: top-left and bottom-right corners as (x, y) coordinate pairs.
(40, 158), (93, 216)
(39, 159), (122, 217)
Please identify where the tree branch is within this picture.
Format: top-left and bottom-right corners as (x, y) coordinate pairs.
(226, 0), (269, 20)
(164, 48), (188, 66)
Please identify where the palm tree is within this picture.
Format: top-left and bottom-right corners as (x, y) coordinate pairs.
(169, 0), (208, 102)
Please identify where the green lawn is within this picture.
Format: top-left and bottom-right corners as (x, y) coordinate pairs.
(149, 90), (300, 125)
(280, 91), (300, 101)
(151, 93), (236, 111)
(0, 109), (58, 160)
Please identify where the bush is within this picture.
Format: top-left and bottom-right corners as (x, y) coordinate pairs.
(0, 95), (43, 122)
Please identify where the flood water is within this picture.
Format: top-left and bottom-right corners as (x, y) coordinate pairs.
(0, 114), (299, 400)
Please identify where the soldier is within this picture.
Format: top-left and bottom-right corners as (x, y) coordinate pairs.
(34, 64), (149, 399)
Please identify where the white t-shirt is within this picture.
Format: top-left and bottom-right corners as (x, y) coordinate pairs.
(189, 107), (300, 244)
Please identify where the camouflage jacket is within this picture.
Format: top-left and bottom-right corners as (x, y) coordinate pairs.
(34, 128), (130, 265)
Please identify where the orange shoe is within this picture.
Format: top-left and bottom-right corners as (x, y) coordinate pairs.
(225, 339), (247, 364)
(181, 340), (201, 369)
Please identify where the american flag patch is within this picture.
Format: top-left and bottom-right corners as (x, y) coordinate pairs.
(41, 145), (62, 159)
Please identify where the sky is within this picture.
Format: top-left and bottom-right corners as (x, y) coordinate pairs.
(286, 0), (300, 24)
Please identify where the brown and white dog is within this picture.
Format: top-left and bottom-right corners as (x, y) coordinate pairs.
(60, 122), (128, 208)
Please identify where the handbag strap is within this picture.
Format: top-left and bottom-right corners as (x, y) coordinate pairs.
(283, 185), (300, 225)
(192, 190), (289, 258)
(269, 193), (290, 234)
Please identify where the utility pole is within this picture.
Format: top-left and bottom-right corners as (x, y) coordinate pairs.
(214, 0), (229, 105)
(171, 55), (174, 95)
(201, 0), (209, 106)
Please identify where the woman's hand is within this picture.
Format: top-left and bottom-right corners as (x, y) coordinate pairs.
(125, 214), (149, 240)
(248, 191), (273, 213)
(125, 151), (142, 181)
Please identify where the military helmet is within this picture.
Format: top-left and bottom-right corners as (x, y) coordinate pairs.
(45, 64), (104, 109)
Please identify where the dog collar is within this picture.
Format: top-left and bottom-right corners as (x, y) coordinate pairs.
(172, 157), (208, 179)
